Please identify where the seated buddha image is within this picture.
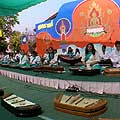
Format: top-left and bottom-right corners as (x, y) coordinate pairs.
(89, 8), (101, 28)
(90, 12), (100, 27)
(86, 8), (105, 35)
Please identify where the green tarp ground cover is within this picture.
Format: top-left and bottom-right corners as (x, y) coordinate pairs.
(0, 75), (120, 120)
(0, 0), (47, 16)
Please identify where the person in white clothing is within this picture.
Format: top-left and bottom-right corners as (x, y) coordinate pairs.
(42, 49), (49, 65)
(107, 41), (120, 68)
(80, 43), (101, 69)
(74, 48), (81, 59)
(66, 47), (74, 58)
(49, 49), (59, 66)
(30, 51), (41, 66)
(14, 51), (21, 62)
(99, 45), (108, 60)
(0, 52), (10, 64)
(19, 50), (29, 66)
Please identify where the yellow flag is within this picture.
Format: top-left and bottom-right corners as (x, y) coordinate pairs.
(0, 30), (2, 37)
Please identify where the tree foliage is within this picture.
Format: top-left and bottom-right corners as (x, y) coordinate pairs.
(0, 40), (8, 53)
(10, 31), (21, 53)
(0, 15), (19, 38)
(0, 15), (19, 53)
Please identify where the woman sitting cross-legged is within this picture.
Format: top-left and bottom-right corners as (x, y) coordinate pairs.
(43, 47), (54, 65)
(66, 47), (74, 58)
(80, 43), (101, 70)
(49, 49), (59, 66)
(14, 51), (21, 63)
(30, 51), (41, 67)
(0, 52), (10, 64)
(19, 50), (30, 67)
(74, 48), (81, 59)
(42, 49), (49, 65)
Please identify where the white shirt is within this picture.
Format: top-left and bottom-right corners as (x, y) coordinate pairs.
(50, 53), (59, 64)
(30, 56), (41, 64)
(81, 51), (100, 64)
(3, 54), (10, 62)
(43, 53), (49, 60)
(107, 49), (120, 67)
(14, 53), (21, 61)
(74, 52), (81, 58)
(19, 54), (29, 65)
(61, 51), (67, 55)
(99, 51), (109, 60)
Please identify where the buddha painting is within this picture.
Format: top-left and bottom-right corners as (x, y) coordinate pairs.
(89, 8), (101, 27)
(86, 2), (105, 37)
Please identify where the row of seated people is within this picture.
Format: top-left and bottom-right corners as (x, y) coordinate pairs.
(61, 47), (81, 58)
(59, 41), (120, 69)
(42, 47), (81, 66)
(0, 41), (120, 70)
(0, 48), (60, 67)
(0, 46), (81, 68)
(0, 50), (41, 67)
(79, 41), (120, 70)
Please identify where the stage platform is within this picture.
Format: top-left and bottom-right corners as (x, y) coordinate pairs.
(0, 65), (120, 94)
